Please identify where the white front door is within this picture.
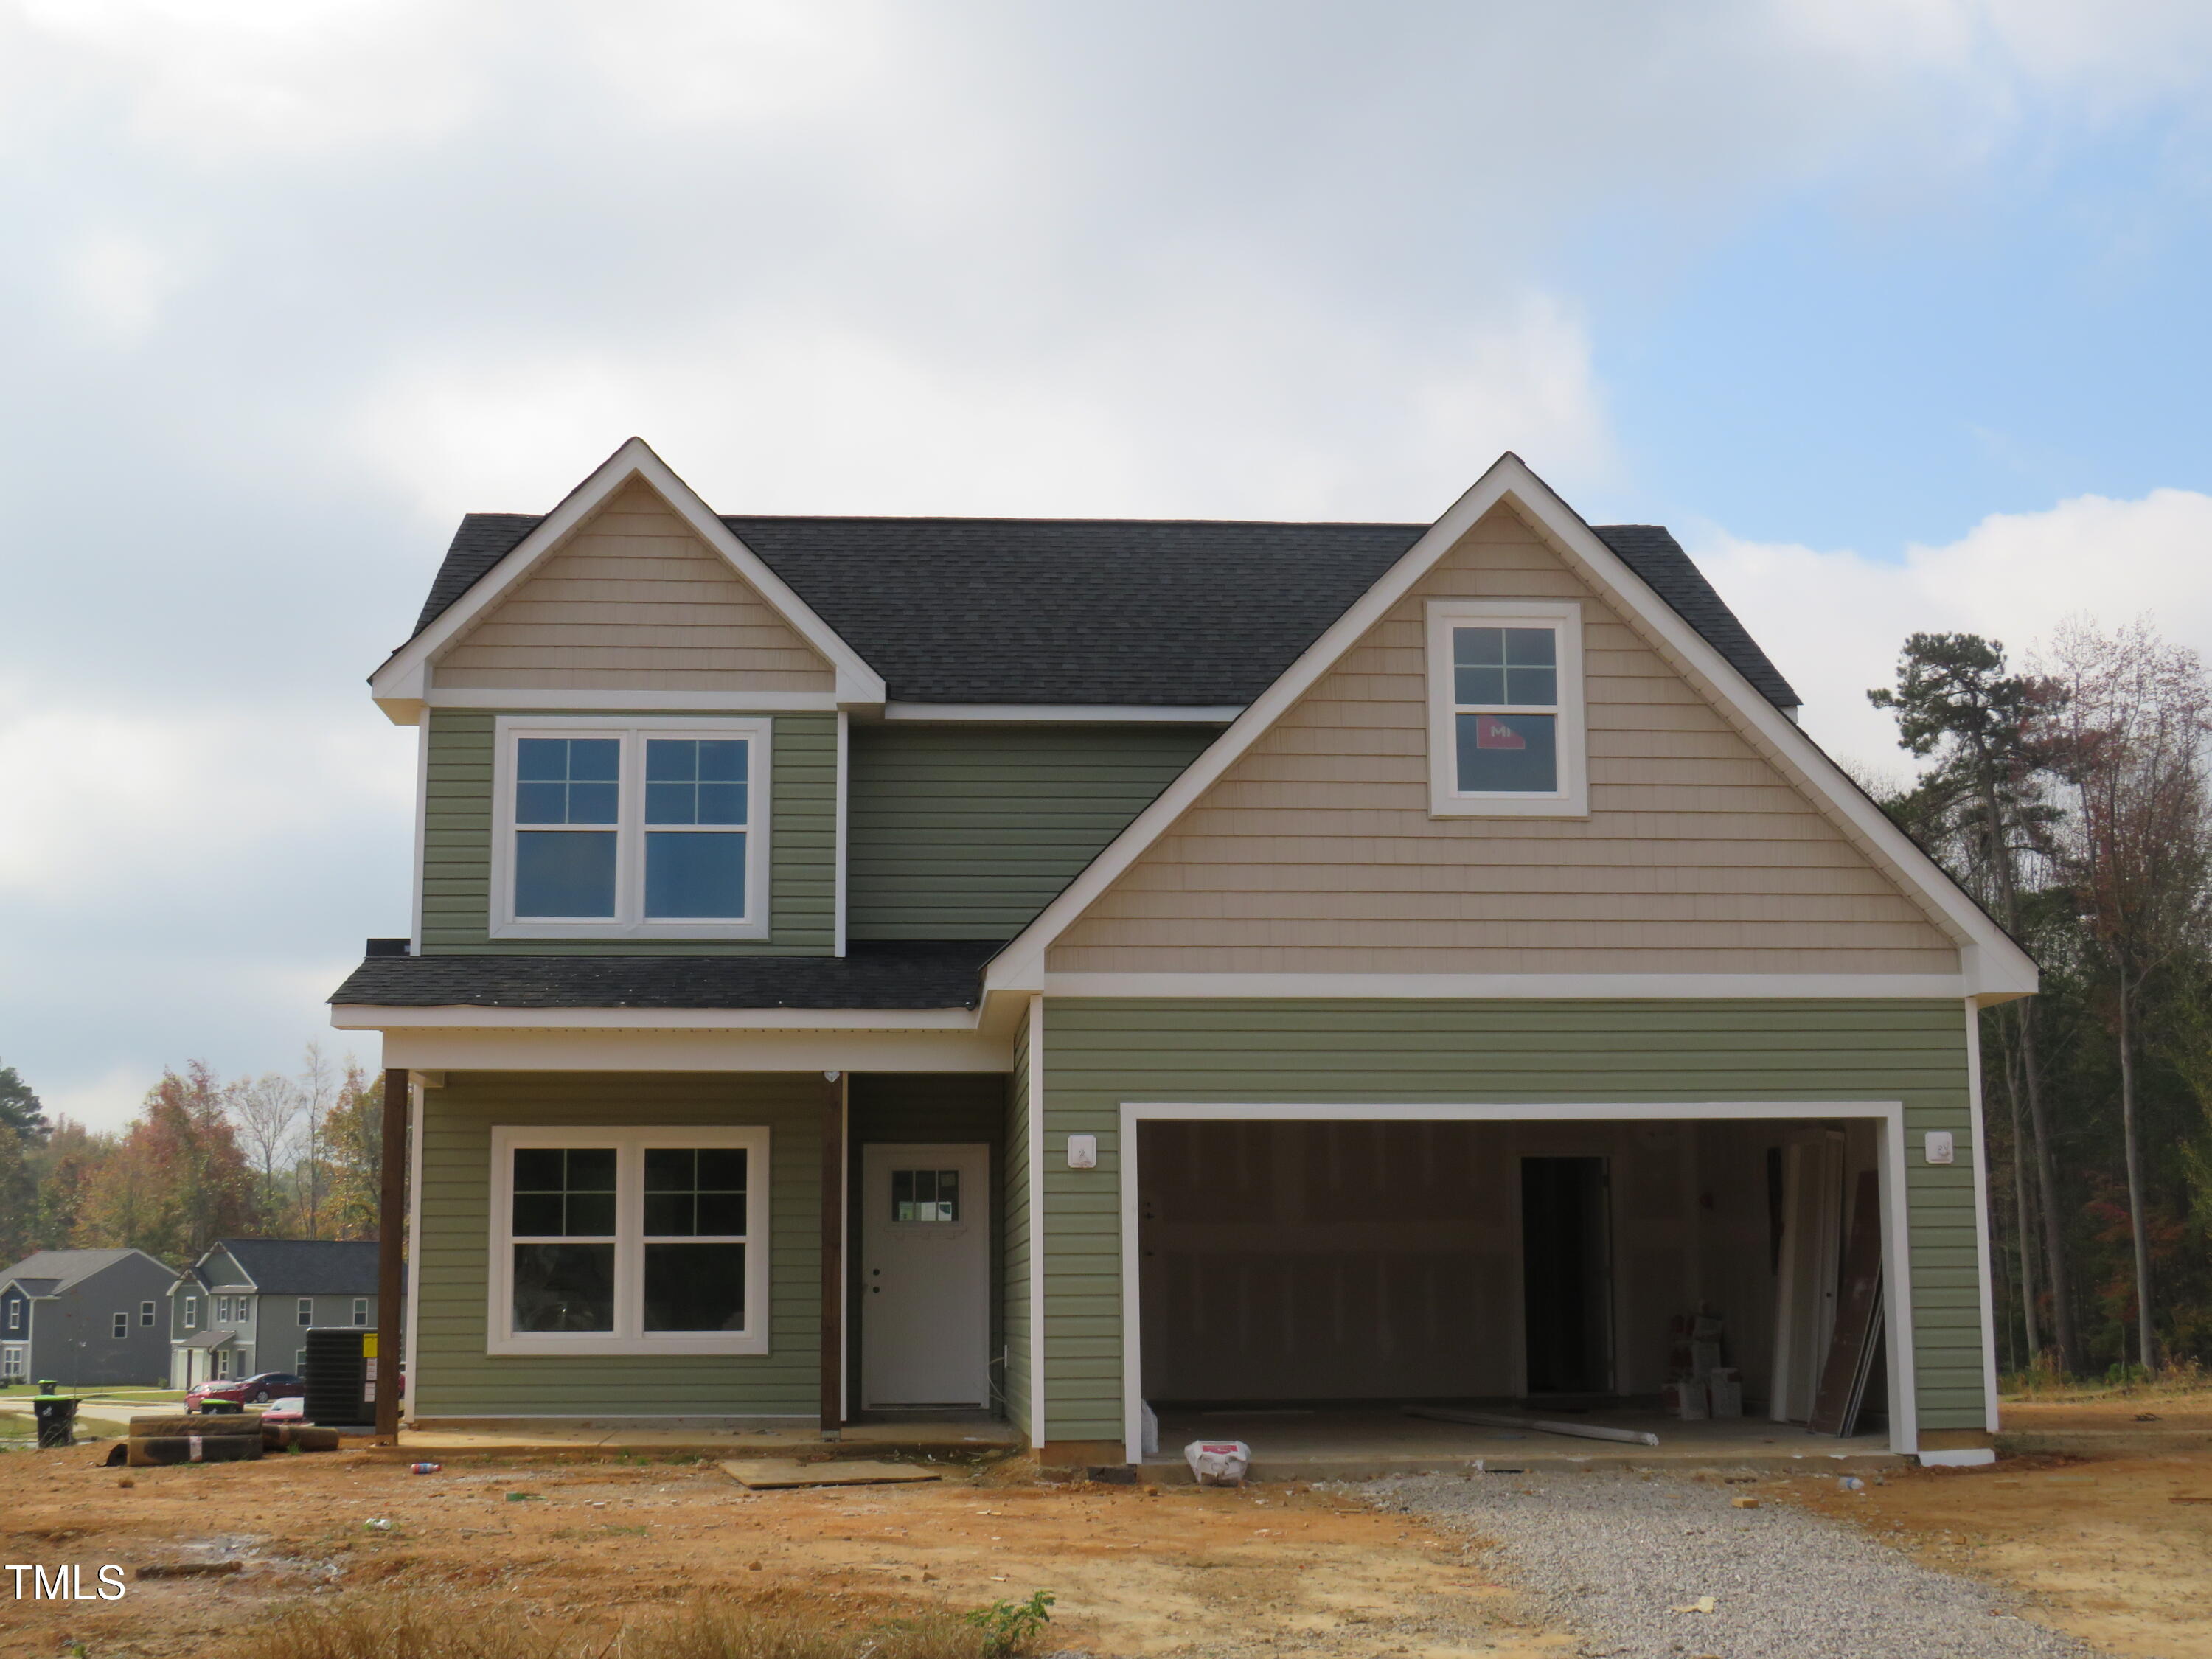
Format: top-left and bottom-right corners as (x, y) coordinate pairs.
(861, 1143), (990, 1409)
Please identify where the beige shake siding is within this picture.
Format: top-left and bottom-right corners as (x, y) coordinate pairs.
(433, 479), (835, 694)
(1048, 503), (1961, 975)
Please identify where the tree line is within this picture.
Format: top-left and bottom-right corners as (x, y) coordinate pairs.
(1871, 619), (2212, 1380)
(0, 1045), (383, 1269)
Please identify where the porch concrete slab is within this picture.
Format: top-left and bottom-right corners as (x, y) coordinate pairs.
(378, 1418), (1020, 1461)
(1141, 1406), (1899, 1483)
(720, 1458), (945, 1489)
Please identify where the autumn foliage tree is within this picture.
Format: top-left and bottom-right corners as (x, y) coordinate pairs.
(76, 1062), (260, 1261)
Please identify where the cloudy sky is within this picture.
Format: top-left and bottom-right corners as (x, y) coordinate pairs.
(5, 0), (2212, 1130)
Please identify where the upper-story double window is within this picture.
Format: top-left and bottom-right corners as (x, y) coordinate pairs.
(1425, 599), (1587, 817)
(490, 717), (772, 940)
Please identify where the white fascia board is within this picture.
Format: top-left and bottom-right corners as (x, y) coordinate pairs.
(376, 1026), (1012, 1073)
(880, 703), (1244, 723)
(331, 1004), (980, 1031)
(1043, 972), (1974, 1000)
(368, 437), (886, 724)
(425, 689), (839, 714)
(985, 452), (2037, 1002)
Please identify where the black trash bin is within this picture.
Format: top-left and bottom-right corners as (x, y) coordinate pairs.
(30, 1394), (77, 1450)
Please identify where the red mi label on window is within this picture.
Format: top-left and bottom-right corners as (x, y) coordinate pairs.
(1475, 714), (1527, 750)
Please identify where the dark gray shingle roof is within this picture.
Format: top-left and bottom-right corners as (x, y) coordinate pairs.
(0, 1248), (159, 1295)
(330, 940), (996, 1011)
(212, 1239), (380, 1295)
(407, 514), (1800, 710)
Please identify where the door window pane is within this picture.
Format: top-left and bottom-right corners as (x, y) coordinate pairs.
(1455, 711), (1559, 793)
(644, 832), (745, 919)
(644, 1147), (748, 1237)
(515, 737), (619, 824)
(643, 1242), (747, 1332)
(892, 1168), (961, 1222)
(511, 1243), (616, 1332)
(512, 1147), (618, 1237)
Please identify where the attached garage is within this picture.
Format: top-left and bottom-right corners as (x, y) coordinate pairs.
(1119, 1102), (1917, 1461)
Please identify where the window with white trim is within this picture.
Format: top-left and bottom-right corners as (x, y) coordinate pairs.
(237, 1297), (253, 1325)
(111, 1311), (128, 1339)
(487, 1127), (771, 1357)
(298, 1298), (313, 1327)
(1425, 599), (1587, 816)
(0, 1346), (23, 1380)
(182, 1296), (197, 1331)
(140, 1301), (156, 1327)
(4, 1298), (19, 1332)
(215, 1295), (232, 1323)
(352, 1298), (369, 1327)
(490, 717), (771, 941)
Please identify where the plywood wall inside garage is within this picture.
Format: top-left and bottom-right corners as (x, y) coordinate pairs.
(1137, 1117), (1861, 1409)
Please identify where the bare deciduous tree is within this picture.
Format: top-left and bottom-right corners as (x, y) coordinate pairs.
(228, 1071), (305, 1222)
(2048, 618), (2212, 1372)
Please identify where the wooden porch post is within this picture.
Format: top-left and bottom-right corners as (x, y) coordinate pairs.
(374, 1067), (408, 1441)
(820, 1070), (846, 1439)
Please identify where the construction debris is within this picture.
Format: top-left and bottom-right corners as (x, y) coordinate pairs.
(718, 1458), (943, 1490)
(1402, 1405), (1660, 1447)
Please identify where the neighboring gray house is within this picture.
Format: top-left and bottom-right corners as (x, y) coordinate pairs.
(167, 1239), (380, 1388)
(0, 1249), (178, 1388)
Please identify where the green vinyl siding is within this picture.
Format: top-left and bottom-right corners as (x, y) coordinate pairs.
(421, 709), (836, 955)
(1037, 998), (1984, 1443)
(844, 725), (1214, 940)
(1004, 1006), (1034, 1441)
(413, 1073), (824, 1419)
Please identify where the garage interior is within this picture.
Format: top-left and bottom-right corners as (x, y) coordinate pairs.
(1135, 1116), (1892, 1462)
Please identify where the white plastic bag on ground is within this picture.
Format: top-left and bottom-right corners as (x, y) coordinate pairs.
(1185, 1439), (1250, 1486)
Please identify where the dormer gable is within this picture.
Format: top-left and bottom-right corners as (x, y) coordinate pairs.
(370, 439), (886, 723)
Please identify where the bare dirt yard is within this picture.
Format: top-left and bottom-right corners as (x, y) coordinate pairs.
(7, 1390), (2211, 1659)
(0, 1447), (1567, 1659)
(1782, 1395), (2212, 1659)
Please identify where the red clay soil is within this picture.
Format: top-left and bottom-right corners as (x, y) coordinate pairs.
(0, 1447), (1568, 1658)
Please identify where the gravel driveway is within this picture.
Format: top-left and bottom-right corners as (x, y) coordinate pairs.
(1363, 1469), (2089, 1659)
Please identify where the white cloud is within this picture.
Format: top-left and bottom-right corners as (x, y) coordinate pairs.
(55, 227), (198, 348)
(4, 0), (485, 161)
(344, 288), (1613, 524)
(1691, 487), (2212, 773)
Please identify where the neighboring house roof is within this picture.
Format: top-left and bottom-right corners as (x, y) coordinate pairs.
(7, 1278), (60, 1298)
(0, 1249), (164, 1296)
(331, 940), (995, 1010)
(201, 1240), (380, 1296)
(404, 510), (1800, 712)
(173, 1329), (237, 1351)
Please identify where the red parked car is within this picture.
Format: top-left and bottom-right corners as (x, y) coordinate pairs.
(186, 1371), (302, 1409)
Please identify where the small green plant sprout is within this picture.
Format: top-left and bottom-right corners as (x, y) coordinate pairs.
(963, 1590), (1055, 1658)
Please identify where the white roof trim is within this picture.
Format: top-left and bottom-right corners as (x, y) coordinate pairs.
(369, 438), (886, 724)
(984, 452), (2037, 1003)
(881, 703), (1245, 723)
(331, 1004), (981, 1032)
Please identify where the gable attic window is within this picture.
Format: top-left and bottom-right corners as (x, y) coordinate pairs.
(490, 717), (772, 940)
(1425, 599), (1587, 818)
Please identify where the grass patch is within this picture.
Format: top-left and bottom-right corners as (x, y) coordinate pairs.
(2003, 1354), (2212, 1402)
(241, 1593), (1051, 1659)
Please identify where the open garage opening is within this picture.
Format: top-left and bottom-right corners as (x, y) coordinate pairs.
(1127, 1109), (1907, 1467)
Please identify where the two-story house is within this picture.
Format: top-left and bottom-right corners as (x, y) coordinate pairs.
(332, 440), (2032, 1467)
(167, 1239), (380, 1388)
(0, 1249), (178, 1388)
